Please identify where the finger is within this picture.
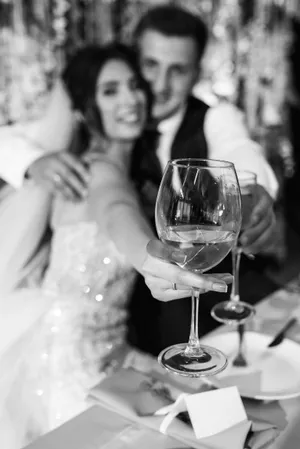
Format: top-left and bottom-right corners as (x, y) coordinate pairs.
(143, 256), (229, 293)
(55, 180), (79, 201)
(62, 171), (89, 200)
(248, 186), (272, 226)
(240, 210), (273, 246)
(54, 164), (88, 200)
(43, 167), (78, 201)
(43, 167), (61, 191)
(145, 273), (233, 290)
(146, 239), (187, 265)
(145, 275), (193, 292)
(244, 227), (273, 254)
(210, 273), (233, 284)
(178, 271), (230, 293)
(82, 152), (103, 165)
(59, 152), (90, 184)
(244, 215), (276, 254)
(151, 289), (196, 302)
(145, 273), (233, 301)
(144, 278), (196, 302)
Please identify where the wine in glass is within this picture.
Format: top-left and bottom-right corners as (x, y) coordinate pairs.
(155, 158), (242, 377)
(211, 171), (257, 325)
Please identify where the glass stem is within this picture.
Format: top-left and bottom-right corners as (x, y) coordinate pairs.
(184, 287), (208, 359)
(231, 246), (242, 303)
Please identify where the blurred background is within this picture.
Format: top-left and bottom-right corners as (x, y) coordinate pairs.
(1, 0), (300, 282)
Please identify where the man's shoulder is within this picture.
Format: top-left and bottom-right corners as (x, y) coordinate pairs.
(184, 96), (210, 123)
(187, 95), (209, 112)
(181, 96), (210, 129)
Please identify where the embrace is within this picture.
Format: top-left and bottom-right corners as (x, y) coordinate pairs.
(0, 5), (278, 449)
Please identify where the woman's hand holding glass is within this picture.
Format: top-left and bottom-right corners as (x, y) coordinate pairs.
(143, 239), (233, 302)
(154, 158), (241, 377)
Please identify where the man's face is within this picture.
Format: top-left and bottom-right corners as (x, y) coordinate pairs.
(138, 30), (200, 122)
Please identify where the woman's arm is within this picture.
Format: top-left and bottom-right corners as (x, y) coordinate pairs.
(87, 159), (154, 272)
(87, 159), (232, 301)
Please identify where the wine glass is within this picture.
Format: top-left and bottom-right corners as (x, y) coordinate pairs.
(155, 158), (241, 377)
(211, 171), (257, 325)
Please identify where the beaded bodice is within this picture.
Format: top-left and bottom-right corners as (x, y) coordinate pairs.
(40, 221), (136, 398)
(43, 221), (135, 311)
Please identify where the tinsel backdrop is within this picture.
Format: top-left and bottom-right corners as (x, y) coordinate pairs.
(0, 0), (299, 177)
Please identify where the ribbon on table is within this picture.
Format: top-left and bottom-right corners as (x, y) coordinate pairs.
(155, 393), (189, 434)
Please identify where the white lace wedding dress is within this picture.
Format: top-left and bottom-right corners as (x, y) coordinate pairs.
(0, 194), (142, 448)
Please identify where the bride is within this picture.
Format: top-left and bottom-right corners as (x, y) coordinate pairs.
(0, 43), (231, 448)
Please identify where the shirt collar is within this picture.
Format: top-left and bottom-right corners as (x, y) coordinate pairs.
(157, 106), (186, 135)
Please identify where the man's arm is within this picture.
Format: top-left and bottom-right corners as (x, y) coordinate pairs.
(204, 102), (279, 199)
(204, 102), (278, 255)
(0, 125), (45, 188)
(0, 80), (75, 188)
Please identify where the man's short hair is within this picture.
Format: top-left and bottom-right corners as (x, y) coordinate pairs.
(134, 4), (208, 62)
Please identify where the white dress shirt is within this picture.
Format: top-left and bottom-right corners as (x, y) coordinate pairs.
(0, 82), (278, 198)
(157, 102), (278, 199)
(157, 108), (186, 171)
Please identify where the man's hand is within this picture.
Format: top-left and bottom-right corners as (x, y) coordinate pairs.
(26, 152), (90, 201)
(142, 240), (233, 302)
(240, 184), (276, 255)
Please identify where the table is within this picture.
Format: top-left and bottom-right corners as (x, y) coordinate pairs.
(244, 282), (300, 448)
(23, 282), (300, 449)
(209, 279), (300, 449)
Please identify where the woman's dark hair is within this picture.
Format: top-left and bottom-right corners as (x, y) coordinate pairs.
(62, 42), (152, 155)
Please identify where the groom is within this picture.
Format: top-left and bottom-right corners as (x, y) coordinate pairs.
(0, 5), (278, 355)
(126, 5), (279, 354)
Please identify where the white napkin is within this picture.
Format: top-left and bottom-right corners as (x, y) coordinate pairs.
(155, 387), (248, 439)
(89, 368), (252, 449)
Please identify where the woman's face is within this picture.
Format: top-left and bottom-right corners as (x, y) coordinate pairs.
(96, 59), (147, 141)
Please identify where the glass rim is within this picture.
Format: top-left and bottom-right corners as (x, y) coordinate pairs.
(169, 158), (235, 169)
(236, 169), (257, 181)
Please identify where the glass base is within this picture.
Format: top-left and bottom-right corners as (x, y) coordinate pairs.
(211, 300), (255, 325)
(158, 343), (228, 377)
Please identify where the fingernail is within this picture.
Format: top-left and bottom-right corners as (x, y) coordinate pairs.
(212, 283), (228, 293)
(171, 251), (186, 264)
(240, 236), (247, 245)
(223, 275), (233, 282)
(245, 252), (255, 260)
(250, 214), (259, 225)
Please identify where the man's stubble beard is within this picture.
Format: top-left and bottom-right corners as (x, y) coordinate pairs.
(152, 101), (184, 123)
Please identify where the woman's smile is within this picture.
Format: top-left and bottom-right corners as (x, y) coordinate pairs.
(117, 107), (143, 125)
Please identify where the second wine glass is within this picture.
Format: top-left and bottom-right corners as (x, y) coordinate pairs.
(211, 170), (257, 325)
(155, 158), (242, 377)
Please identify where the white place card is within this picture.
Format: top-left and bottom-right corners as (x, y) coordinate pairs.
(185, 386), (248, 439)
